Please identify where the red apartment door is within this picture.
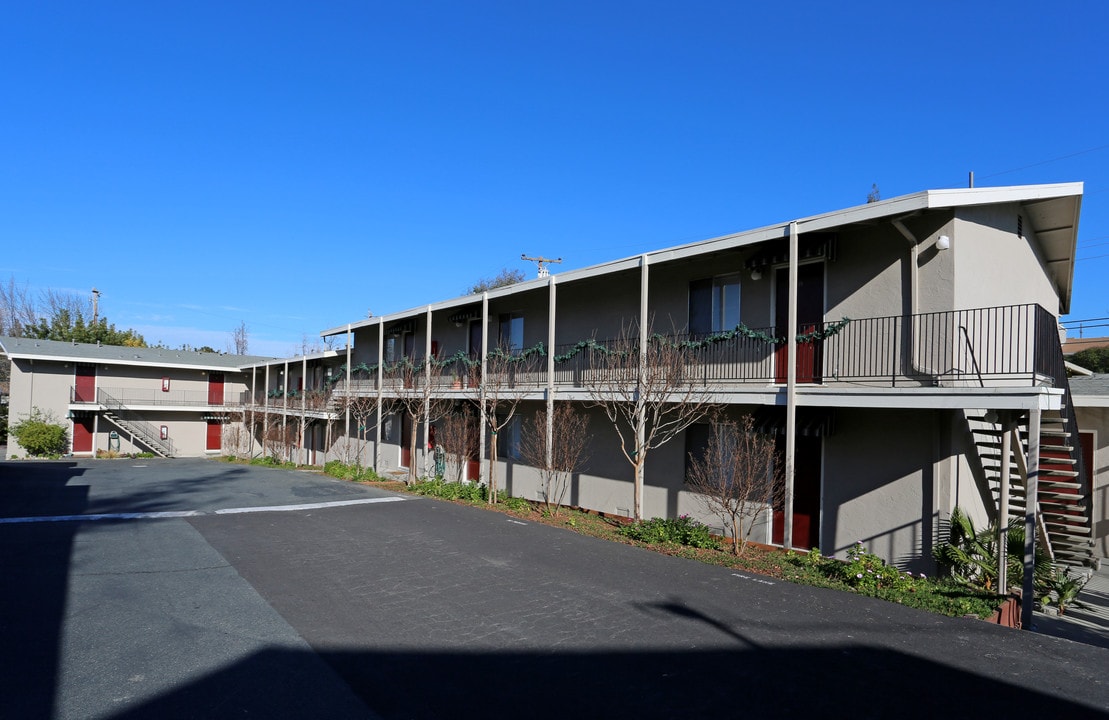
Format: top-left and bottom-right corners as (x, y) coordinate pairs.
(401, 414), (412, 469)
(75, 364), (96, 402)
(772, 434), (821, 549)
(774, 263), (824, 384)
(208, 373), (225, 405)
(72, 417), (94, 453)
(206, 421), (222, 451)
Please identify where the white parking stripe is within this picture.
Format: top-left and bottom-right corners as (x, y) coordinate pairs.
(0, 496), (406, 524)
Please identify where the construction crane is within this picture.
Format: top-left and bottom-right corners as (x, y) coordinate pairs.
(521, 254), (562, 278)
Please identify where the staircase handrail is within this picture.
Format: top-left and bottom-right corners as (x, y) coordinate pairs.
(97, 388), (177, 456)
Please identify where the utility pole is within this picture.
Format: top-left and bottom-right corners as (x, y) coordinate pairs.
(91, 288), (101, 324)
(521, 254), (562, 279)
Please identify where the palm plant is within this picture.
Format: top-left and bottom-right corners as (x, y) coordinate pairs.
(931, 506), (1052, 593)
(1042, 570), (1089, 615)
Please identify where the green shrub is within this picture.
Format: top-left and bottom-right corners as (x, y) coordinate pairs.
(502, 496), (530, 513)
(410, 478), (487, 503)
(619, 515), (718, 549)
(9, 408), (69, 457)
(841, 541), (917, 594)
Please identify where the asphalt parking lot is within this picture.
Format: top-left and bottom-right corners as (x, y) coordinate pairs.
(2, 459), (1107, 719)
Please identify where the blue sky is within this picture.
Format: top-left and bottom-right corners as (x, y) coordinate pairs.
(2, 2), (1107, 356)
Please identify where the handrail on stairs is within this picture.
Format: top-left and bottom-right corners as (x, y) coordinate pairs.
(97, 388), (176, 456)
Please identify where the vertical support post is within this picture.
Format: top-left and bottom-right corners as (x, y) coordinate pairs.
(998, 411), (1011, 596)
(263, 365), (270, 458)
(282, 360), (289, 462)
(300, 356), (307, 465)
(480, 292), (490, 485)
(636, 254), (650, 520)
(546, 275), (557, 471)
(250, 366), (257, 457)
(784, 221), (799, 550)
(1021, 406), (1041, 630)
(424, 305), (433, 477)
(375, 319), (384, 471)
(345, 323), (351, 457)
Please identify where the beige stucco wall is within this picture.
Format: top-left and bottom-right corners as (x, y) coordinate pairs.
(6, 359), (73, 457)
(953, 204), (1060, 316)
(822, 408), (943, 573)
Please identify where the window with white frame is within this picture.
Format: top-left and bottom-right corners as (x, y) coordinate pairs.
(689, 274), (741, 335)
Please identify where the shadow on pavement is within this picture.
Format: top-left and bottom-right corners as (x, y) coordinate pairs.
(0, 462), (88, 720)
(104, 644), (1108, 720)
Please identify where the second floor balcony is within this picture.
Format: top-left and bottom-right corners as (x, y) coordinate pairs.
(315, 303), (1063, 400)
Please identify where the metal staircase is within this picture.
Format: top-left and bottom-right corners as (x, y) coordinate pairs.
(966, 398), (1093, 567)
(98, 389), (176, 458)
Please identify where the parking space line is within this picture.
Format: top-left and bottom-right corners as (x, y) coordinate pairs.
(0, 496), (406, 525)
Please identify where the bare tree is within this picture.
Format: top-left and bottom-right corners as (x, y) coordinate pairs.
(389, 357), (451, 483)
(584, 323), (720, 521)
(686, 416), (784, 555)
(229, 321), (250, 355)
(337, 391), (384, 467)
(437, 408), (478, 483)
(0, 275), (37, 336)
(518, 402), (591, 516)
(471, 343), (540, 504)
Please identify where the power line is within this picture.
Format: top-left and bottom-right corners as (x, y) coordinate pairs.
(979, 143), (1109, 180)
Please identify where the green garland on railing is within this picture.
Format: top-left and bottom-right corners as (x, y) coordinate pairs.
(319, 320), (851, 383)
(325, 342), (549, 384)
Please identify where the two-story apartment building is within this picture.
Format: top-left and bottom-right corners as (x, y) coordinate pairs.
(0, 338), (274, 458)
(2, 182), (1099, 577)
(280, 182), (1092, 573)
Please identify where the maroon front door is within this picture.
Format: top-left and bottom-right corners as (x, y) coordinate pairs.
(774, 263), (824, 384)
(206, 421), (222, 451)
(75, 364), (96, 402)
(208, 373), (225, 405)
(72, 417), (94, 453)
(401, 414), (412, 468)
(773, 434), (821, 549)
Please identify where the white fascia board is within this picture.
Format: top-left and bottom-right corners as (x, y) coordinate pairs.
(923, 182), (1084, 209)
(7, 352), (248, 374)
(796, 385), (1065, 411)
(1071, 395), (1109, 408)
(236, 348), (341, 370)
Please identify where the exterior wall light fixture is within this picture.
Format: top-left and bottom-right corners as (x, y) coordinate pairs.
(936, 235), (951, 250)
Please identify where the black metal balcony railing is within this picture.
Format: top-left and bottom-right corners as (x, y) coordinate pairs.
(255, 304), (1061, 403)
(70, 387), (243, 407)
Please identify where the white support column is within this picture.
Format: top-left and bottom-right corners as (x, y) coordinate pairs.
(423, 305), (433, 477)
(636, 254), (650, 520)
(998, 411), (1012, 596)
(1021, 407), (1042, 630)
(783, 221), (799, 550)
(546, 275), (557, 471)
(263, 365), (270, 458)
(282, 360), (289, 462)
(250, 366), (257, 457)
(300, 356), (307, 465)
(479, 292), (489, 484)
(375, 318), (384, 471)
(345, 323), (351, 455)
